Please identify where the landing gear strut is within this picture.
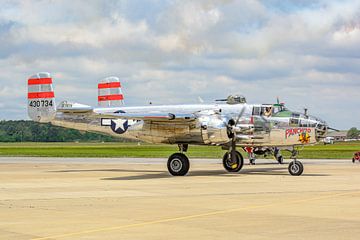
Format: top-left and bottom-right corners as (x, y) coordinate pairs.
(274, 148), (284, 164)
(287, 148), (303, 176)
(249, 153), (256, 165)
(222, 151), (244, 172)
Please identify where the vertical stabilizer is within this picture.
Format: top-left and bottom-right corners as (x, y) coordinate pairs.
(27, 72), (56, 122)
(98, 77), (124, 107)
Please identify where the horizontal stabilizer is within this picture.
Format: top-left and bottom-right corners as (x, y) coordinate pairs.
(57, 101), (93, 113)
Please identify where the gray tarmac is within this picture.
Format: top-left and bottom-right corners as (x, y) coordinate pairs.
(0, 157), (360, 240)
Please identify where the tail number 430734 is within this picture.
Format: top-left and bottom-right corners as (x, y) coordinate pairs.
(29, 100), (53, 108)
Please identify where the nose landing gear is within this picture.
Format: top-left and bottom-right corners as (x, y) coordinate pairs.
(288, 161), (304, 176)
(288, 148), (304, 176)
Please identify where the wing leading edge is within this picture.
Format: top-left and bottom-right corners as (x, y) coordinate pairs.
(93, 109), (196, 122)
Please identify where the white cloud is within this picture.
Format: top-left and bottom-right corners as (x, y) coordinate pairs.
(0, 0), (359, 129)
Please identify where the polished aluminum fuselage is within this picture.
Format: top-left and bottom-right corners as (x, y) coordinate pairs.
(51, 102), (327, 147)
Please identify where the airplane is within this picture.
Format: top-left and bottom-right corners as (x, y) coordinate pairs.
(27, 72), (331, 176)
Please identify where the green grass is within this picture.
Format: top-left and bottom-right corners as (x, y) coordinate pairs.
(0, 142), (223, 158)
(287, 141), (360, 159)
(0, 141), (359, 159)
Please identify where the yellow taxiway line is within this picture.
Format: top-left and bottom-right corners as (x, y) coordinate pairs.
(31, 190), (360, 240)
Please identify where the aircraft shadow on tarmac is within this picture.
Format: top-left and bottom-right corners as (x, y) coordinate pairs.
(99, 167), (329, 181)
(50, 169), (164, 173)
(50, 165), (328, 181)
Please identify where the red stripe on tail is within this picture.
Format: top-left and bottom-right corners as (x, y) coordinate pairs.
(28, 92), (55, 99)
(98, 94), (124, 101)
(98, 82), (121, 89)
(28, 78), (52, 85)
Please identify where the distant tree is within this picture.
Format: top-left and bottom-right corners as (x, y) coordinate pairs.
(0, 120), (132, 142)
(347, 127), (360, 139)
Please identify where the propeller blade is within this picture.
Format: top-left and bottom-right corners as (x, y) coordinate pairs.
(328, 127), (340, 132)
(229, 106), (247, 161)
(234, 106), (246, 126)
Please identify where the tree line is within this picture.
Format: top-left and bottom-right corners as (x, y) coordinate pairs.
(0, 120), (124, 142)
(347, 127), (360, 139)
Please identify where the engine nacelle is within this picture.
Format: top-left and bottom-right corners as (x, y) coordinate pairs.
(199, 115), (230, 145)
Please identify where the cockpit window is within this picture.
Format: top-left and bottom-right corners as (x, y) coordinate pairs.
(292, 113), (300, 118)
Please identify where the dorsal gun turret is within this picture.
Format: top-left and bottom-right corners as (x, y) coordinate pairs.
(216, 95), (247, 104)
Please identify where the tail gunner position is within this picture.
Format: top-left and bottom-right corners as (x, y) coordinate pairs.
(27, 72), (331, 176)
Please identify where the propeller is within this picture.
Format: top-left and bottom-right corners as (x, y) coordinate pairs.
(328, 127), (340, 132)
(227, 107), (246, 162)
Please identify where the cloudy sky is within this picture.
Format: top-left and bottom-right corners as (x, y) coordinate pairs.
(0, 0), (359, 129)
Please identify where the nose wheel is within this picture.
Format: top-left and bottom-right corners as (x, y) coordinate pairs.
(223, 151), (244, 172)
(286, 148), (304, 176)
(288, 160), (304, 176)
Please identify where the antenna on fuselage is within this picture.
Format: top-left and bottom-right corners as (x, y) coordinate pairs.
(274, 97), (285, 111)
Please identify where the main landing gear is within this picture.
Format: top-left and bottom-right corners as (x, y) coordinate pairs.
(167, 153), (190, 176)
(167, 144), (190, 176)
(222, 151), (244, 172)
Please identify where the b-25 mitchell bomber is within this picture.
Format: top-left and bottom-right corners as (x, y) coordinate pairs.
(27, 72), (331, 176)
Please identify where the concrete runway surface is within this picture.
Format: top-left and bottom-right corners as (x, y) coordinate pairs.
(0, 157), (360, 240)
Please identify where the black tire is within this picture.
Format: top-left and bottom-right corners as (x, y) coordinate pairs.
(250, 159), (256, 165)
(277, 156), (284, 164)
(352, 158), (355, 163)
(288, 161), (304, 176)
(167, 153), (190, 176)
(223, 151), (244, 172)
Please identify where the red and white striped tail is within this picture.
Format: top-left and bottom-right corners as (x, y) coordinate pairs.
(98, 77), (124, 107)
(27, 72), (56, 122)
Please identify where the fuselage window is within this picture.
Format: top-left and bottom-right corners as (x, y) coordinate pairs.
(262, 106), (273, 117)
(290, 118), (299, 125)
(290, 113), (300, 125)
(300, 120), (309, 127)
(252, 107), (261, 116)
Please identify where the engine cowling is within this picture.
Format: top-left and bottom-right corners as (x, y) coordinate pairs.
(199, 115), (230, 145)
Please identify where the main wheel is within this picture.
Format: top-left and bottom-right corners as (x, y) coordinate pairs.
(352, 158), (355, 163)
(167, 153), (190, 176)
(277, 155), (284, 164)
(223, 151), (244, 172)
(288, 161), (304, 176)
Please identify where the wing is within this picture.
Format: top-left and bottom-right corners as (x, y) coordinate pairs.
(93, 108), (196, 122)
(57, 102), (197, 122)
